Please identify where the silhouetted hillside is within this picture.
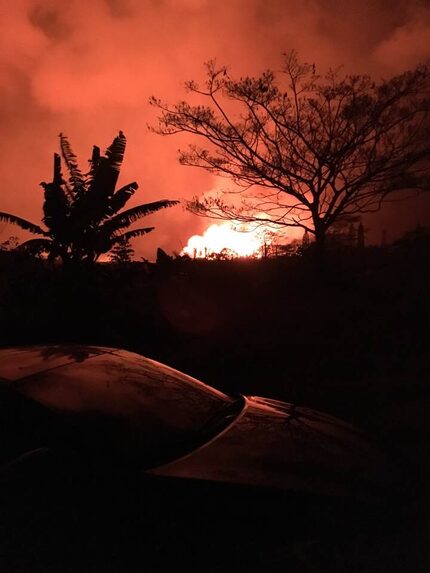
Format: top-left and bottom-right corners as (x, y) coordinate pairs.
(1, 247), (429, 414)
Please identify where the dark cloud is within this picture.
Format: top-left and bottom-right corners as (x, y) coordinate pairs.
(104, 0), (138, 18)
(0, 0), (429, 254)
(28, 2), (72, 41)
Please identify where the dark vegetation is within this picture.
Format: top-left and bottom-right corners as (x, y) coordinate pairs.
(0, 132), (178, 264)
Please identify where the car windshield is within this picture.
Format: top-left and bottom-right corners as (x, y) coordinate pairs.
(1, 347), (243, 468)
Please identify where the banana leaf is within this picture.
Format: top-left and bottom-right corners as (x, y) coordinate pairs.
(0, 212), (47, 236)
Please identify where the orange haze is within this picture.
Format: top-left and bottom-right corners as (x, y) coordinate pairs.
(1, 0), (430, 259)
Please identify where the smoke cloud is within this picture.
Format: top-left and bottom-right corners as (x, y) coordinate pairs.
(1, 0), (429, 256)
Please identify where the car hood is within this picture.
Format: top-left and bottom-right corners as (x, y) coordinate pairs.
(149, 395), (400, 498)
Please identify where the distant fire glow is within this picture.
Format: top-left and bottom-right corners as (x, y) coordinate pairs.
(181, 222), (273, 259)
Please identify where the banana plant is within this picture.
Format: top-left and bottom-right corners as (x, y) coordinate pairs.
(0, 132), (178, 264)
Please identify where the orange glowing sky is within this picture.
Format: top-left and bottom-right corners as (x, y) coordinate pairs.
(1, 0), (430, 259)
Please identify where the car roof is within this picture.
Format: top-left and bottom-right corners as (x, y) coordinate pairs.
(0, 344), (232, 469)
(0, 345), (116, 381)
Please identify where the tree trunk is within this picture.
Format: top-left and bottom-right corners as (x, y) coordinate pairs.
(313, 219), (326, 263)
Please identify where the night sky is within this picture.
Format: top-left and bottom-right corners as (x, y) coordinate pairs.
(1, 0), (430, 258)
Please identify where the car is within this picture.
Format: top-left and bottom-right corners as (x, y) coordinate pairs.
(0, 345), (407, 572)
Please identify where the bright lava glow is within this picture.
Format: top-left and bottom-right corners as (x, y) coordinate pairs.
(181, 222), (270, 259)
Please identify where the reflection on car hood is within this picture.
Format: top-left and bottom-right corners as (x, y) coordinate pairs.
(149, 395), (398, 498)
(0, 345), (401, 498)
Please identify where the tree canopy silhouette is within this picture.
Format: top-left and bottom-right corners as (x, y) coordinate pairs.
(0, 132), (179, 264)
(151, 53), (430, 249)
(109, 237), (135, 264)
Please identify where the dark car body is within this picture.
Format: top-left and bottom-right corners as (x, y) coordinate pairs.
(0, 345), (407, 571)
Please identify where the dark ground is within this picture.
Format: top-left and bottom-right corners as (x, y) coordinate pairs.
(1, 242), (429, 571)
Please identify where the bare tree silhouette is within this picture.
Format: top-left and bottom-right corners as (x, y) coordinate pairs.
(151, 52), (430, 252)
